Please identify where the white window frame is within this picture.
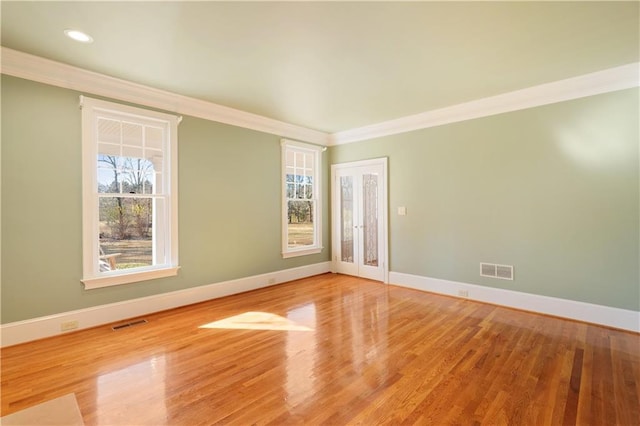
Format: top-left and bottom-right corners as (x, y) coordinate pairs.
(281, 139), (323, 258)
(80, 96), (180, 289)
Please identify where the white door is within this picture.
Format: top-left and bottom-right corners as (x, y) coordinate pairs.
(331, 158), (388, 282)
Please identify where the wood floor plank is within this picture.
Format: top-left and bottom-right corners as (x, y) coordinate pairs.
(2, 273), (639, 425)
(611, 334), (640, 426)
(563, 347), (584, 425)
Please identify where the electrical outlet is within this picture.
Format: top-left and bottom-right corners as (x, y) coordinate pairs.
(60, 320), (79, 332)
(458, 290), (469, 298)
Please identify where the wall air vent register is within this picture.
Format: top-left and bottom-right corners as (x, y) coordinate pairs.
(480, 263), (514, 280)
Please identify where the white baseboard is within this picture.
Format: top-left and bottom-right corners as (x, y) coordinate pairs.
(1, 262), (331, 347)
(389, 271), (640, 333)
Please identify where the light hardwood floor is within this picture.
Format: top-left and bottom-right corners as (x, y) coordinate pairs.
(2, 273), (639, 425)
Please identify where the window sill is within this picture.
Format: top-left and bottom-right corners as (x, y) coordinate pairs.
(282, 247), (323, 259)
(82, 266), (180, 290)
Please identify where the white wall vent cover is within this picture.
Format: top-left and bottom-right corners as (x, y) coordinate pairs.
(480, 263), (514, 280)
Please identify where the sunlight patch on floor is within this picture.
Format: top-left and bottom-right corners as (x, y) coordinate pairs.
(199, 311), (313, 331)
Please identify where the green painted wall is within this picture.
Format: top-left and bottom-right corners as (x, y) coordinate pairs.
(2, 75), (638, 322)
(330, 89), (640, 311)
(1, 75), (330, 323)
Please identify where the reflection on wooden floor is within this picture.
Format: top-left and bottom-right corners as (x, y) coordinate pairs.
(2, 273), (639, 425)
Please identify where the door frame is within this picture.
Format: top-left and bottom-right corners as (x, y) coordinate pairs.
(330, 157), (389, 283)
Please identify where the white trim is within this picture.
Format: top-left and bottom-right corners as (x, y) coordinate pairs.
(3, 47), (637, 147)
(0, 262), (332, 348)
(0, 47), (330, 146)
(331, 157), (390, 170)
(3, 266), (636, 346)
(329, 62), (640, 145)
(82, 266), (180, 290)
(282, 247), (323, 259)
(389, 271), (640, 333)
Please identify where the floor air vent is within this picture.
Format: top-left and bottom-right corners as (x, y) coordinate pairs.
(112, 319), (148, 330)
(480, 263), (514, 280)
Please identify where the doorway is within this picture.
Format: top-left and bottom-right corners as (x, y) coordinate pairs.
(331, 158), (388, 282)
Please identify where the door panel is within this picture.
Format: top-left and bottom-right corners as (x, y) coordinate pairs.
(362, 172), (379, 267)
(359, 168), (383, 281)
(336, 173), (358, 276)
(340, 175), (354, 263)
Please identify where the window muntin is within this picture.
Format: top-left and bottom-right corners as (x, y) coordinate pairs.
(281, 139), (322, 258)
(81, 97), (179, 289)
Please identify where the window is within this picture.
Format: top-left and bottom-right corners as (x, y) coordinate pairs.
(81, 96), (179, 289)
(281, 139), (323, 258)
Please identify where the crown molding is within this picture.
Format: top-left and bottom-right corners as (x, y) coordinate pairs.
(0, 47), (330, 145)
(2, 47), (638, 147)
(329, 62), (640, 146)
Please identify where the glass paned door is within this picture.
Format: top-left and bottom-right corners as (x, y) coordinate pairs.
(332, 160), (387, 282)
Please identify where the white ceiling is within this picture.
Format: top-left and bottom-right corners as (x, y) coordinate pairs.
(1, 1), (639, 133)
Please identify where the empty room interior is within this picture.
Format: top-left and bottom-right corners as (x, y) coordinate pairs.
(1, 2), (639, 425)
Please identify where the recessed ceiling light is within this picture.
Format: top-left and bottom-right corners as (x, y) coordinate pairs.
(64, 29), (93, 44)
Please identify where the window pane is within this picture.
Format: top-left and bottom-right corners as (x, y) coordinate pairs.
(98, 155), (122, 193)
(122, 158), (155, 194)
(122, 145), (143, 159)
(147, 150), (163, 173)
(97, 118), (121, 144)
(97, 155), (156, 194)
(99, 197), (153, 270)
(287, 200), (314, 248)
(305, 153), (314, 171)
(99, 143), (120, 157)
(122, 122), (143, 147)
(153, 173), (163, 195)
(98, 169), (115, 193)
(146, 126), (164, 150)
